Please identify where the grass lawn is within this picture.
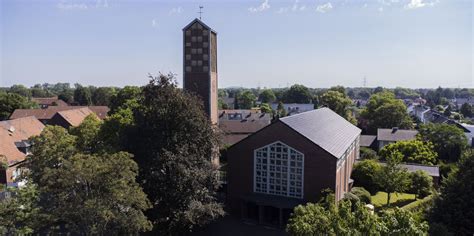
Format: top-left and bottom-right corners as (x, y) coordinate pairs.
(371, 192), (417, 210)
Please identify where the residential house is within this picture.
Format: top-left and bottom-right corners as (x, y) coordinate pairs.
(10, 106), (109, 125)
(219, 109), (272, 146)
(49, 107), (96, 128)
(377, 128), (418, 150)
(227, 108), (361, 227)
(270, 103), (314, 116)
(0, 116), (45, 187)
(32, 96), (68, 108)
(359, 135), (377, 151)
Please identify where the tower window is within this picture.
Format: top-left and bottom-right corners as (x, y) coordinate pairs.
(191, 37), (197, 42)
(186, 30), (191, 36)
(203, 42), (209, 48)
(197, 48), (203, 54)
(191, 48), (197, 54)
(197, 24), (203, 29)
(197, 36), (203, 42)
(197, 60), (203, 66)
(203, 30), (208, 35)
(185, 42), (191, 47)
(191, 60), (197, 66)
(203, 66), (209, 72)
(185, 66), (191, 72)
(185, 54), (191, 60)
(203, 54), (209, 60)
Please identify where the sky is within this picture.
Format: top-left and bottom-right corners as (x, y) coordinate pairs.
(1, 0), (472, 89)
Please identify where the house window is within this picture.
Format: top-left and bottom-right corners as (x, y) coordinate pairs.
(254, 141), (304, 198)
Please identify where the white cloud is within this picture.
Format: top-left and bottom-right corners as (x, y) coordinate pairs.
(169, 6), (183, 15)
(404, 0), (436, 9)
(378, 7), (384, 12)
(152, 19), (158, 28)
(248, 0), (270, 13)
(316, 2), (333, 13)
(277, 0), (305, 14)
(57, 2), (88, 10)
(276, 7), (289, 14)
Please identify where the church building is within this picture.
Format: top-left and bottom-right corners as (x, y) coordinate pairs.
(226, 108), (361, 227)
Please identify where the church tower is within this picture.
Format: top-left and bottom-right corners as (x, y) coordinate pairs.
(183, 18), (218, 124)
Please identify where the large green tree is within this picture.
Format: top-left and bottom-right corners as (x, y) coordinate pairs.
(408, 170), (433, 199)
(236, 90), (256, 109)
(74, 84), (92, 105)
(460, 103), (473, 118)
(418, 123), (467, 162)
(379, 140), (438, 165)
(126, 74), (224, 234)
(320, 90), (356, 124)
(0, 185), (40, 235)
(23, 125), (151, 235)
(92, 87), (117, 106)
(351, 159), (382, 194)
(430, 151), (474, 235)
(286, 193), (427, 235)
(361, 92), (412, 134)
(0, 91), (37, 120)
(258, 89), (276, 103)
(375, 151), (410, 206)
(282, 84), (312, 103)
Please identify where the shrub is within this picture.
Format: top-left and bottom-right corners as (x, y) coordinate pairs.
(408, 170), (432, 199)
(343, 192), (360, 206)
(360, 147), (378, 160)
(351, 187), (371, 204)
(351, 159), (382, 194)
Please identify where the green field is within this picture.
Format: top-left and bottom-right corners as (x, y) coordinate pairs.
(371, 192), (416, 210)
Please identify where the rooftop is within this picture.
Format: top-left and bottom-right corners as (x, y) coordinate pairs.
(377, 128), (418, 142)
(280, 108), (361, 158)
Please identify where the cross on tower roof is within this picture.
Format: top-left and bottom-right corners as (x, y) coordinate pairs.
(198, 6), (204, 20)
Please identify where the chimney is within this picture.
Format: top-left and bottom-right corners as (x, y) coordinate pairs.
(392, 127), (399, 133)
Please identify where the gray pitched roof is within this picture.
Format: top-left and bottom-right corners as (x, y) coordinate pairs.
(182, 18), (217, 34)
(280, 108), (361, 158)
(377, 128), (418, 142)
(360, 135), (377, 147)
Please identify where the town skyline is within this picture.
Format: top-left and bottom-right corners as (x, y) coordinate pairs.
(1, 0), (472, 89)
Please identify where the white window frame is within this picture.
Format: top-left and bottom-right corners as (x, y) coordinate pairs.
(253, 141), (304, 199)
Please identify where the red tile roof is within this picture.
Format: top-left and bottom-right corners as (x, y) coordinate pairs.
(10, 106), (109, 120)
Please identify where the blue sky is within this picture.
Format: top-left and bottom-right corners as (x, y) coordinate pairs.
(1, 0), (472, 88)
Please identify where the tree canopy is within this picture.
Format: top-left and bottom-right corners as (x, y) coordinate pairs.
(361, 92), (413, 134)
(124, 74), (224, 234)
(375, 151), (410, 206)
(282, 84), (312, 103)
(319, 90), (356, 124)
(0, 91), (38, 120)
(258, 89), (276, 103)
(417, 123), (467, 162)
(236, 90), (256, 109)
(379, 140), (438, 165)
(430, 151), (474, 235)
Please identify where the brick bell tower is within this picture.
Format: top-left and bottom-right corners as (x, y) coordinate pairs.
(183, 18), (218, 124)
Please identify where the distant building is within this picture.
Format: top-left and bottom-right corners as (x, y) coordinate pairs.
(359, 135), (377, 151)
(227, 108), (360, 227)
(183, 18), (218, 124)
(270, 103), (314, 116)
(218, 109), (272, 146)
(49, 107), (95, 128)
(10, 106), (109, 125)
(32, 96), (68, 108)
(0, 116), (45, 187)
(377, 128), (418, 150)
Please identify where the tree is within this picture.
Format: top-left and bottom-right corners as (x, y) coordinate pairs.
(282, 84), (312, 103)
(276, 101), (287, 118)
(460, 103), (472, 117)
(286, 192), (427, 235)
(443, 105), (452, 117)
(0, 185), (40, 235)
(430, 151), (474, 235)
(69, 114), (102, 153)
(92, 87), (116, 106)
(24, 126), (152, 235)
(351, 159), (382, 194)
(418, 123), (467, 162)
(408, 170), (432, 199)
(350, 187), (371, 204)
(236, 90), (256, 109)
(320, 90), (356, 124)
(259, 103), (272, 113)
(9, 84), (31, 97)
(74, 84), (92, 105)
(379, 140), (438, 165)
(359, 147), (378, 160)
(126, 74), (224, 234)
(109, 86), (142, 114)
(361, 92), (413, 134)
(0, 91), (37, 120)
(375, 151), (410, 206)
(258, 89), (276, 103)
